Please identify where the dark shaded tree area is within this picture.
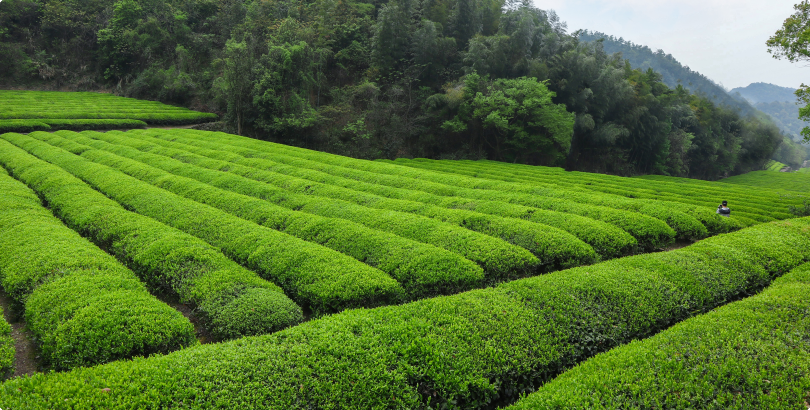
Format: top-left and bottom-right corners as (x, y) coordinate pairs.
(0, 0), (785, 178)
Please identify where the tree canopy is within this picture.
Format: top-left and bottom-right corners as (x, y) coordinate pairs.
(0, 0), (789, 178)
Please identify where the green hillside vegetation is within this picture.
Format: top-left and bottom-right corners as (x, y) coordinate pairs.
(764, 159), (788, 171)
(578, 31), (757, 116)
(0, 0), (786, 179)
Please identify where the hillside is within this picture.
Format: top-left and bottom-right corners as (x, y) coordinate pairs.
(577, 32), (809, 168)
(730, 82), (798, 104)
(1, 125), (809, 408)
(0, 0), (785, 179)
(578, 31), (758, 116)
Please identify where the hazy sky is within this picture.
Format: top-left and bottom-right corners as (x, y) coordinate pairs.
(537, 0), (807, 90)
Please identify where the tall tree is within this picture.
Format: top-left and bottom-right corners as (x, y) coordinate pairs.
(767, 1), (810, 142)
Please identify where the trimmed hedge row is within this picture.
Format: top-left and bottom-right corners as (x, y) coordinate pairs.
(2, 217), (808, 408)
(83, 130), (594, 271)
(172, 130), (677, 249)
(0, 147), (196, 370)
(0, 119), (150, 133)
(722, 170), (810, 193)
(0, 136), (302, 341)
(507, 262), (810, 409)
(412, 158), (778, 224)
(392, 158), (712, 239)
(128, 130), (639, 258)
(3, 132), (403, 313)
(48, 131), (538, 281)
(47, 131), (488, 299)
(0, 120), (52, 133)
(448, 159), (790, 222)
(0, 90), (217, 126)
(640, 174), (807, 208)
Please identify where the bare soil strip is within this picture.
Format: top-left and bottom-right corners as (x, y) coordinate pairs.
(0, 290), (37, 378)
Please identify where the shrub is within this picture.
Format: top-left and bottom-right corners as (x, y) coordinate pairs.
(171, 130), (677, 250)
(506, 262), (810, 409)
(48, 130), (489, 299)
(2, 132), (403, 313)
(0, 154), (195, 370)
(81, 130), (594, 274)
(1, 218), (808, 408)
(122, 129), (638, 259)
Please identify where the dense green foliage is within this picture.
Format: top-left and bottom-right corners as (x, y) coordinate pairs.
(0, 0), (786, 178)
(0, 135), (302, 341)
(0, 149), (196, 369)
(44, 131), (495, 299)
(578, 31), (757, 117)
(1, 217), (808, 408)
(3, 131), (405, 313)
(507, 262), (810, 409)
(768, 1), (810, 144)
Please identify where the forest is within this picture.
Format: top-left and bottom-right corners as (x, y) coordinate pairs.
(0, 0), (790, 179)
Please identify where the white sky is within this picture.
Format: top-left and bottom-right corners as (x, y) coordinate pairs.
(536, 0), (808, 90)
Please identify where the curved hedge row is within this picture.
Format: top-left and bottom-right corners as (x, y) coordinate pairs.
(3, 132), (403, 313)
(2, 217), (807, 408)
(641, 174), (807, 208)
(391, 158), (711, 239)
(83, 130), (595, 271)
(405, 158), (770, 226)
(47, 131), (488, 299)
(170, 130), (677, 249)
(0, 136), (302, 341)
(0, 148), (195, 370)
(721, 170), (810, 193)
(48, 131), (538, 281)
(125, 130), (638, 258)
(447, 159), (790, 222)
(507, 262), (810, 409)
(0, 120), (52, 133)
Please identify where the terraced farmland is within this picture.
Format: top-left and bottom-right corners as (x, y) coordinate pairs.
(0, 91), (217, 133)
(0, 126), (809, 408)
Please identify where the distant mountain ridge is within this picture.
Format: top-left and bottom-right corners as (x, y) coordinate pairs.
(729, 83), (808, 142)
(730, 82), (798, 104)
(578, 31), (758, 116)
(577, 31), (809, 165)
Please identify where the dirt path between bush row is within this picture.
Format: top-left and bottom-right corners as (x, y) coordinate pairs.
(0, 291), (37, 377)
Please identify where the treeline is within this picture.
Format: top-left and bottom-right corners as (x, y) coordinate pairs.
(0, 0), (787, 178)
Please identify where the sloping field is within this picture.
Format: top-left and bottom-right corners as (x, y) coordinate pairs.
(0, 91), (217, 133)
(0, 127), (808, 408)
(720, 169), (810, 192)
(764, 159), (788, 172)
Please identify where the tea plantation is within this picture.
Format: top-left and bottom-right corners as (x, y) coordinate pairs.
(0, 91), (217, 133)
(1, 125), (809, 408)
